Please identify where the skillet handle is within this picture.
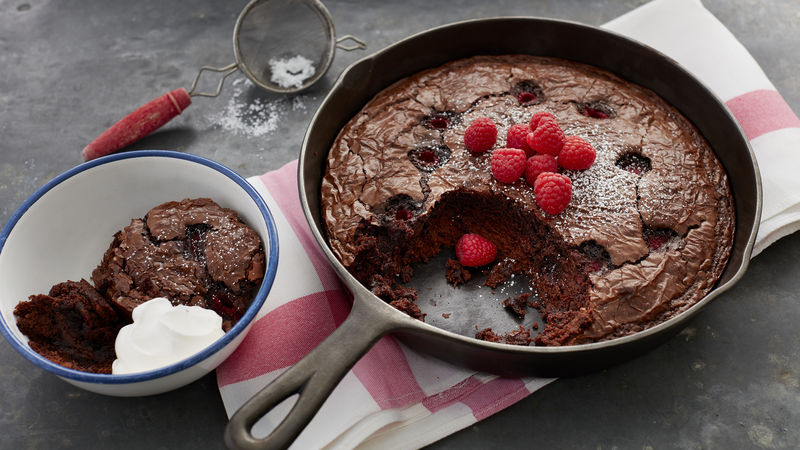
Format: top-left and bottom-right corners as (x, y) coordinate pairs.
(224, 298), (401, 449)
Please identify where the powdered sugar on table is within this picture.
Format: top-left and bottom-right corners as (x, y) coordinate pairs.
(209, 78), (312, 138)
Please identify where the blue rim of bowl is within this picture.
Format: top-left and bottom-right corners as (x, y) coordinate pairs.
(0, 150), (279, 384)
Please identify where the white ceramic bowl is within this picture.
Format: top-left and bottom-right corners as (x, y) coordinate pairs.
(0, 151), (279, 396)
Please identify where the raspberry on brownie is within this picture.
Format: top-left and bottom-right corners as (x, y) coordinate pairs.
(490, 148), (527, 183)
(506, 123), (534, 156)
(456, 233), (497, 267)
(558, 136), (597, 170)
(525, 154), (558, 185)
(534, 172), (573, 215)
(464, 117), (497, 153)
(527, 117), (565, 156)
(529, 111), (557, 130)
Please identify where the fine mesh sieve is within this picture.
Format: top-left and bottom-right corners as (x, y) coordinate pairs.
(82, 0), (365, 161)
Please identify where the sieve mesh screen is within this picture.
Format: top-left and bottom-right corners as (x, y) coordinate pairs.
(236, 0), (333, 91)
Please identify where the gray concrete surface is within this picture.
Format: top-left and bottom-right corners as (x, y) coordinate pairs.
(1, 0), (799, 448)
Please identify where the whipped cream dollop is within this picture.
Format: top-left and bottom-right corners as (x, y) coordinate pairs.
(112, 297), (225, 375)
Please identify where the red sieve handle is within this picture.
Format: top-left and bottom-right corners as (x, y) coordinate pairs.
(81, 88), (192, 161)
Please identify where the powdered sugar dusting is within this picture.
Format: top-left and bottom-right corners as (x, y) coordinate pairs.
(210, 78), (314, 137)
(554, 124), (640, 235)
(269, 54), (316, 89)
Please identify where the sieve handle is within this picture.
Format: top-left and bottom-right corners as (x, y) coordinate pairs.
(81, 88), (192, 161)
(224, 297), (403, 449)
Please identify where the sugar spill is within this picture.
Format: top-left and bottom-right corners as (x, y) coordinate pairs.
(209, 78), (313, 138)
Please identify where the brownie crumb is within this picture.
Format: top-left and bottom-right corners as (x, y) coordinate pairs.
(534, 309), (592, 346)
(371, 274), (424, 320)
(485, 259), (514, 288)
(503, 326), (533, 345)
(445, 258), (471, 286)
(532, 322), (539, 330)
(371, 274), (418, 303)
(502, 293), (531, 319)
(475, 325), (532, 346)
(389, 299), (426, 321)
(442, 313), (451, 319)
(475, 327), (501, 342)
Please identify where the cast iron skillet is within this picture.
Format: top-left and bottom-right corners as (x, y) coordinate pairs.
(226, 17), (761, 449)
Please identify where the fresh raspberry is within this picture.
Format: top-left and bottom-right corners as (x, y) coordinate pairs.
(455, 233), (497, 267)
(505, 123), (533, 156)
(558, 136), (597, 170)
(526, 118), (565, 156)
(524, 154), (558, 186)
(534, 172), (572, 215)
(528, 111), (557, 131)
(490, 148), (527, 183)
(464, 117), (497, 153)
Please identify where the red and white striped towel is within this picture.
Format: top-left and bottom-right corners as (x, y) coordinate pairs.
(217, 0), (800, 448)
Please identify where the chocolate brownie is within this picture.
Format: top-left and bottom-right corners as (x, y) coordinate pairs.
(15, 198), (266, 373)
(92, 198), (265, 330)
(475, 326), (533, 346)
(321, 55), (734, 345)
(14, 279), (123, 373)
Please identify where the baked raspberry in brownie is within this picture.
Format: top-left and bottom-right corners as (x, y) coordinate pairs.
(92, 198), (265, 331)
(321, 55), (734, 346)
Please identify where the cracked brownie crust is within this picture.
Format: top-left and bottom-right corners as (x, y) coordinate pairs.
(321, 55), (734, 345)
(92, 198), (266, 331)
